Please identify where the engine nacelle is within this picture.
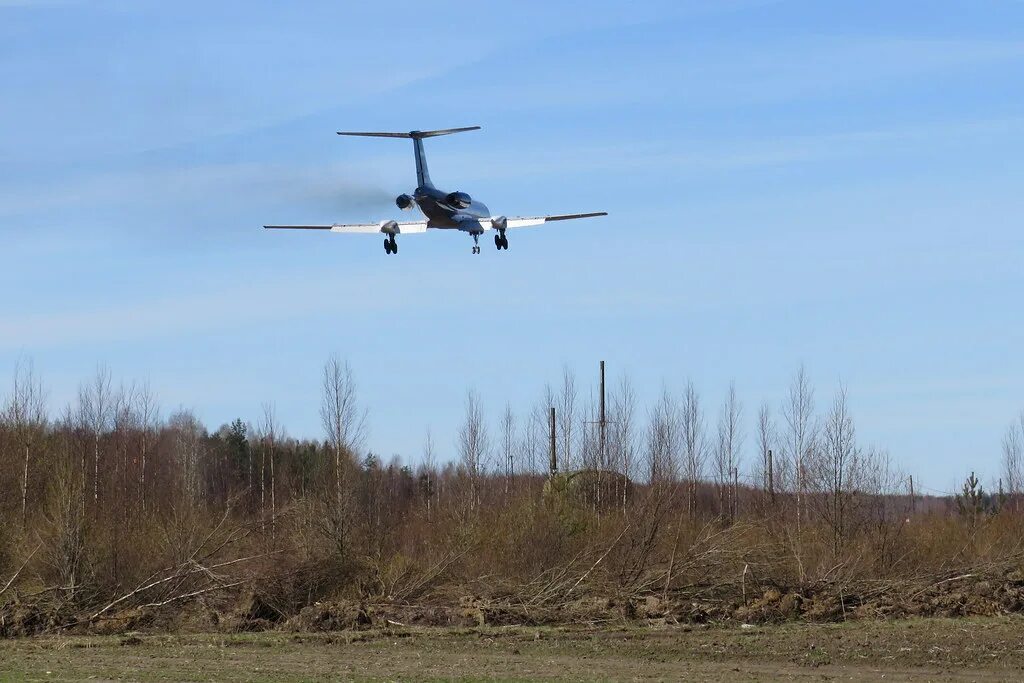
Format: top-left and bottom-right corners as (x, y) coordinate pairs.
(491, 215), (508, 232)
(395, 194), (415, 210)
(445, 191), (472, 209)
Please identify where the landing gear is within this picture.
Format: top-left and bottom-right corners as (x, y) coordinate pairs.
(383, 236), (398, 255)
(494, 232), (508, 250)
(472, 233), (481, 254)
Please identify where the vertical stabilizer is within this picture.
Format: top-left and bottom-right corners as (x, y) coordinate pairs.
(412, 136), (432, 188)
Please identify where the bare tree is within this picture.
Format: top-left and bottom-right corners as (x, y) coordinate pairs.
(816, 387), (859, 556)
(136, 382), (159, 512)
(500, 403), (516, 498)
(111, 382), (137, 581)
(522, 400), (544, 477)
(782, 366), (817, 530)
(680, 380), (706, 515)
(1002, 412), (1024, 511)
(646, 387), (680, 484)
(756, 402), (776, 502)
(516, 383), (557, 482)
(320, 356), (367, 547)
(713, 383), (743, 522)
(259, 403), (280, 537)
(42, 456), (85, 603)
(7, 359), (47, 530)
(609, 373), (638, 510)
(559, 367), (578, 471)
(78, 365), (112, 513)
(421, 428), (437, 515)
(169, 409), (204, 504)
(457, 390), (489, 510)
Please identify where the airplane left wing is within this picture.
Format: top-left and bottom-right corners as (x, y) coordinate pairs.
(264, 221), (428, 235)
(502, 212), (607, 229)
(454, 213), (608, 232)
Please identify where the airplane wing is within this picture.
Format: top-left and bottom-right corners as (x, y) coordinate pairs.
(503, 212), (608, 229)
(264, 221), (428, 235)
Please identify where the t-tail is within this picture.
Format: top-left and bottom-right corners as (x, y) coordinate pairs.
(336, 126), (480, 189)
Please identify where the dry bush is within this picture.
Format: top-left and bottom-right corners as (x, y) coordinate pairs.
(6, 360), (1024, 635)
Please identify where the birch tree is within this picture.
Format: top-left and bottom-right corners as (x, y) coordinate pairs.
(78, 366), (112, 513)
(680, 381), (707, 514)
(7, 359), (47, 530)
(320, 356), (366, 549)
(609, 374), (638, 510)
(457, 390), (489, 510)
(499, 403), (516, 498)
(713, 383), (743, 522)
(259, 402), (280, 537)
(756, 402), (777, 502)
(782, 366), (816, 530)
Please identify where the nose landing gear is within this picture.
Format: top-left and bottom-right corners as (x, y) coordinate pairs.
(383, 236), (398, 255)
(471, 233), (481, 254)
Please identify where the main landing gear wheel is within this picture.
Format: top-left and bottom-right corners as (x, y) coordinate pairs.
(384, 237), (397, 255)
(494, 234), (508, 250)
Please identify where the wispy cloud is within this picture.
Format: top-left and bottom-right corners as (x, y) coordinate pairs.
(443, 116), (1024, 180)
(0, 162), (395, 220)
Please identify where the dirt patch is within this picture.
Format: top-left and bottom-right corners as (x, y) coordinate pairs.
(4, 618), (1024, 682)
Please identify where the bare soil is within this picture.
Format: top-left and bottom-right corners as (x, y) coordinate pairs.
(3, 617), (1024, 681)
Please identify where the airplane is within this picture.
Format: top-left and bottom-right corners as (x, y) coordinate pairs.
(264, 126), (607, 254)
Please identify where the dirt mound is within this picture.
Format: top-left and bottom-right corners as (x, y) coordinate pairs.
(285, 601), (371, 632)
(0, 603), (51, 637)
(7, 566), (1024, 638)
(221, 592), (287, 633)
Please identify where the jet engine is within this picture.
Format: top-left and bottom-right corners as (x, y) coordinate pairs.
(491, 215), (508, 232)
(395, 194), (415, 210)
(445, 191), (472, 209)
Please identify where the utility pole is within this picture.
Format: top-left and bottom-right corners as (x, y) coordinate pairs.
(549, 407), (558, 477)
(909, 474), (916, 514)
(599, 360), (606, 469)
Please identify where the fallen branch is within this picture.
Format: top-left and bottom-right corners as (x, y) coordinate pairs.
(564, 524), (631, 600)
(0, 543), (41, 600)
(909, 573), (975, 601)
(90, 551), (281, 621)
(138, 581), (245, 610)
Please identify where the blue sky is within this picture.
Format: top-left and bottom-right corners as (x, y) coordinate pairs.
(1, 0), (1022, 491)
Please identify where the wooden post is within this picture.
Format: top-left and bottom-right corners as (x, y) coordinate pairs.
(909, 474), (915, 514)
(767, 449), (775, 503)
(599, 361), (606, 468)
(549, 407), (558, 476)
(733, 466), (740, 521)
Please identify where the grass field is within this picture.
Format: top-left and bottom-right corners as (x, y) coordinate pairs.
(3, 617), (1024, 682)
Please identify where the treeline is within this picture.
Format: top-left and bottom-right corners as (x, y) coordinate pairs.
(1, 357), (1023, 631)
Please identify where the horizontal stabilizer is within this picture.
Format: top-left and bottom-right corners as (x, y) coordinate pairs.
(336, 126), (480, 139)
